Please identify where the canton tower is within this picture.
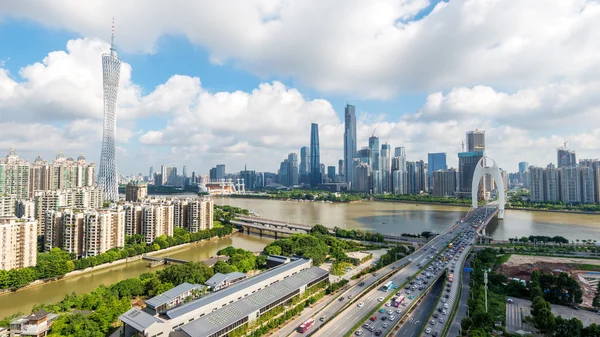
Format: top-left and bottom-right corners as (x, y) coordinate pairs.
(98, 19), (122, 201)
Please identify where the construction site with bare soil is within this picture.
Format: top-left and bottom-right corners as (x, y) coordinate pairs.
(495, 254), (600, 308)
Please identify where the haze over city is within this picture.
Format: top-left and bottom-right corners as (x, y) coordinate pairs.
(2, 1), (600, 174)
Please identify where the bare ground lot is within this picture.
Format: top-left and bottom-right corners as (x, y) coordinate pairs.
(496, 254), (600, 309)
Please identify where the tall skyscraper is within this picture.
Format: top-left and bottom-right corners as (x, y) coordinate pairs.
(299, 146), (310, 176)
(466, 130), (485, 152)
(380, 143), (391, 192)
(394, 147), (405, 158)
(338, 160), (344, 180)
(544, 163), (559, 202)
(327, 166), (336, 181)
(427, 153), (447, 191)
(518, 162), (528, 174)
(368, 136), (380, 171)
(344, 104), (357, 184)
(98, 20), (122, 201)
(287, 153), (299, 186)
(458, 151), (484, 195)
(415, 160), (426, 192)
(433, 169), (457, 198)
(310, 123), (321, 187)
(149, 167), (154, 181)
(557, 146), (576, 168)
(182, 165), (187, 178)
(529, 166), (545, 202)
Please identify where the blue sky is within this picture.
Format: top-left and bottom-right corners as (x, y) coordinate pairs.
(0, 1), (598, 175)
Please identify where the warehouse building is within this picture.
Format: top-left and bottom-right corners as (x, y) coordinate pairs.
(120, 258), (316, 337)
(181, 267), (329, 337)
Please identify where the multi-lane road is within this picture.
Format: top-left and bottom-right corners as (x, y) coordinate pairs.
(395, 277), (444, 337)
(274, 205), (496, 337)
(312, 212), (481, 337)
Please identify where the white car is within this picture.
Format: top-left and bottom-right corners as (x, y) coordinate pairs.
(396, 309), (402, 314)
(355, 329), (363, 336)
(408, 258), (413, 262)
(425, 328), (432, 334)
(377, 297), (384, 302)
(358, 302), (364, 307)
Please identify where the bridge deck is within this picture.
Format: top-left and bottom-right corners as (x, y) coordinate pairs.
(236, 216), (312, 231)
(230, 220), (299, 235)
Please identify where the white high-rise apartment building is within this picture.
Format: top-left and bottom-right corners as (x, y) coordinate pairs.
(529, 166), (545, 202)
(142, 203), (174, 244)
(580, 166), (596, 204)
(173, 199), (189, 229)
(187, 198), (214, 233)
(0, 149), (30, 199)
(61, 209), (85, 256)
(27, 151), (96, 197)
(0, 195), (16, 217)
(0, 217), (37, 270)
(544, 164), (559, 202)
(124, 204), (143, 237)
(83, 209), (125, 257)
(559, 166), (581, 204)
(34, 187), (104, 236)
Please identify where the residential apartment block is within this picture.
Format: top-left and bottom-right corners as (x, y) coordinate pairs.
(0, 217), (37, 270)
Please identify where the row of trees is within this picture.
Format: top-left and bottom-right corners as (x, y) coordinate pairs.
(0, 225), (233, 291)
(233, 190), (365, 202)
(216, 246), (267, 273)
(507, 236), (573, 245)
(374, 193), (484, 206)
(530, 294), (600, 337)
(331, 226), (385, 242)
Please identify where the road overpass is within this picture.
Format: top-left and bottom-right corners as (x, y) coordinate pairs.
(234, 216), (428, 244)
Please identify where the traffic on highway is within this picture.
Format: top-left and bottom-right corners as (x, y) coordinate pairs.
(355, 209), (487, 337)
(311, 206), (496, 337)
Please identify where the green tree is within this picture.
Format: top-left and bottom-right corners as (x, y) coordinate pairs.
(264, 244), (282, 256)
(213, 260), (238, 274)
(157, 262), (214, 285)
(310, 224), (329, 235)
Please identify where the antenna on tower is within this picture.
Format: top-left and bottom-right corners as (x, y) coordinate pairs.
(110, 17), (116, 56)
(372, 127), (377, 138)
(461, 141), (465, 152)
(564, 141), (567, 149)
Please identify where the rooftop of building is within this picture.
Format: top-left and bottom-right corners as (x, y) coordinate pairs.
(180, 267), (328, 337)
(120, 308), (163, 332)
(166, 258), (311, 319)
(145, 283), (202, 308)
(205, 272), (247, 288)
(346, 251), (371, 260)
(266, 255), (290, 263)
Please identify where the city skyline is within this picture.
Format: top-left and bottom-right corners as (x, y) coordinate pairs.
(1, 2), (600, 175)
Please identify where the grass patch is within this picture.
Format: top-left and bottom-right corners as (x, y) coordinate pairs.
(575, 264), (600, 271)
(213, 220), (224, 228)
(494, 254), (512, 266)
(331, 261), (354, 276)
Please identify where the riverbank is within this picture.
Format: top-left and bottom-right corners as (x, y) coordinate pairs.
(0, 231), (240, 297)
(373, 198), (472, 208)
(505, 206), (600, 215)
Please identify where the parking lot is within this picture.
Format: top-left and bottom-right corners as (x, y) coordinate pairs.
(507, 297), (600, 331)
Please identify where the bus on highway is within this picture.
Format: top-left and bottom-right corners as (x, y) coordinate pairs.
(297, 318), (315, 333)
(382, 281), (394, 292)
(393, 295), (405, 307)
